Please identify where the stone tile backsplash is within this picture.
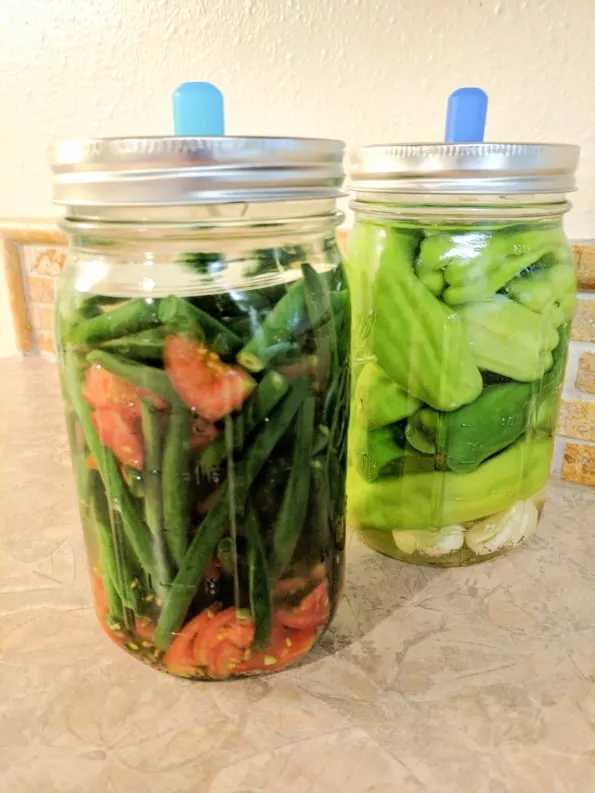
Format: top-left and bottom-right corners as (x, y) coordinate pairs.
(0, 224), (594, 488)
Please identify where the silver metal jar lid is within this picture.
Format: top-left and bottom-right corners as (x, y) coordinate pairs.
(346, 143), (580, 195)
(49, 136), (345, 207)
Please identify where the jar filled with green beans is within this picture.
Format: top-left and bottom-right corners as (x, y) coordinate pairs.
(49, 137), (349, 679)
(345, 143), (579, 566)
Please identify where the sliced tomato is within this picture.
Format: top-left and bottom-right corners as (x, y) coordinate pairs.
(190, 416), (220, 452)
(163, 610), (214, 677)
(165, 336), (255, 422)
(83, 365), (168, 415)
(92, 407), (144, 470)
(272, 565), (326, 600)
(275, 579), (330, 632)
(83, 365), (140, 411)
(192, 608), (255, 679)
(235, 619), (317, 674)
(163, 607), (255, 679)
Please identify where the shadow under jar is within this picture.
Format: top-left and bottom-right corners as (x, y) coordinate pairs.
(49, 136), (350, 679)
(344, 142), (579, 566)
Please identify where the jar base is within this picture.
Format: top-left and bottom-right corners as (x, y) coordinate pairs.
(354, 524), (531, 568)
(95, 614), (329, 680)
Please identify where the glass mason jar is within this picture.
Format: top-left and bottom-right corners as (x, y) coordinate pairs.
(49, 137), (350, 678)
(344, 143), (579, 566)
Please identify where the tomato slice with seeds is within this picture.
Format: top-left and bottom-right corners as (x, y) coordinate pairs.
(236, 619), (317, 674)
(192, 608), (255, 679)
(84, 366), (139, 411)
(163, 607), (255, 679)
(83, 365), (168, 415)
(275, 580), (330, 632)
(92, 407), (144, 470)
(162, 609), (214, 677)
(165, 336), (255, 422)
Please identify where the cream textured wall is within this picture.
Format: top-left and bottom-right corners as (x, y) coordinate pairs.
(2, 0), (595, 229)
(1, 0), (595, 355)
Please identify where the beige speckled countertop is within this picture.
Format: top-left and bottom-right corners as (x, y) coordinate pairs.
(1, 357), (595, 793)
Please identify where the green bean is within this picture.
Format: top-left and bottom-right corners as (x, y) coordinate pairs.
(66, 298), (160, 345)
(269, 396), (315, 579)
(216, 536), (234, 575)
(104, 462), (156, 582)
(103, 327), (166, 361)
(86, 349), (179, 404)
(71, 447), (95, 519)
(90, 492), (122, 598)
(64, 351), (156, 580)
(158, 296), (241, 356)
(236, 278), (344, 373)
(124, 467), (145, 499)
(312, 425), (330, 456)
(91, 487), (141, 612)
(327, 449), (346, 550)
(199, 371), (290, 473)
(236, 278), (308, 372)
(140, 399), (172, 592)
(302, 263), (337, 393)
(310, 459), (332, 559)
(162, 406), (192, 568)
(59, 294), (103, 340)
(154, 379), (308, 648)
(102, 574), (124, 623)
(245, 503), (272, 648)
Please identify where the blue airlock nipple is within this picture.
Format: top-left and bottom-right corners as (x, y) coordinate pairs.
(444, 87), (488, 143)
(173, 82), (225, 136)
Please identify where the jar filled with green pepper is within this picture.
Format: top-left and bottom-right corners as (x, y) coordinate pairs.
(50, 136), (349, 678)
(345, 143), (579, 566)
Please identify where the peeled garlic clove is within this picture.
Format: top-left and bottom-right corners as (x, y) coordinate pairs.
(465, 499), (538, 555)
(392, 524), (465, 557)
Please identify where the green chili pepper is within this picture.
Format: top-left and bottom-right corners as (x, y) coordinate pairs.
(347, 436), (553, 531)
(506, 262), (576, 313)
(349, 420), (434, 482)
(429, 382), (538, 473)
(346, 222), (483, 411)
(456, 295), (560, 382)
(418, 226), (569, 306)
(405, 411), (436, 456)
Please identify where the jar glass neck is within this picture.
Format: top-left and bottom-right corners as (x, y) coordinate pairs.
(350, 192), (570, 225)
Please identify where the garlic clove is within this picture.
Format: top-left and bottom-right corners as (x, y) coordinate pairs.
(393, 524), (465, 557)
(465, 499), (539, 555)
